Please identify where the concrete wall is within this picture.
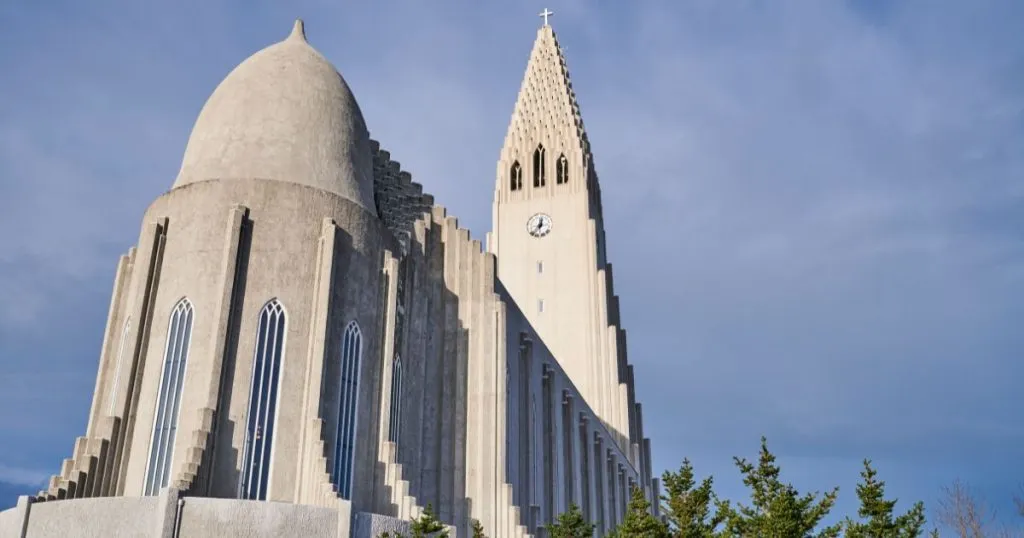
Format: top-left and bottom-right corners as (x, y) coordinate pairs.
(500, 285), (643, 536)
(0, 493), (411, 538)
(177, 497), (337, 537)
(0, 495), (160, 538)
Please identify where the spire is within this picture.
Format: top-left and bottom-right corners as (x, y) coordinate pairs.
(289, 19), (306, 42)
(501, 20), (593, 168)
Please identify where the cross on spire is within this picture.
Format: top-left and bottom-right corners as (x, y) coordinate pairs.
(539, 8), (554, 27)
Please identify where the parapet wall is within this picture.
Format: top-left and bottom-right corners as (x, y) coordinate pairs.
(0, 490), (430, 538)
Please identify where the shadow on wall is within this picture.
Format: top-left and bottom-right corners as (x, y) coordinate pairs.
(201, 215), (252, 497)
(374, 213), (475, 531)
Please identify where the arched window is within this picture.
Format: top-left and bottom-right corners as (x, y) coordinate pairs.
(144, 299), (194, 496)
(388, 354), (403, 444)
(333, 321), (362, 499)
(108, 316), (132, 415)
(533, 144), (547, 187)
(510, 161), (523, 191)
(556, 154), (569, 185)
(239, 299), (286, 500)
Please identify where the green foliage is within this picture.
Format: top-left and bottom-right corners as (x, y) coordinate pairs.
(382, 438), (939, 538)
(471, 519), (487, 538)
(661, 458), (728, 537)
(379, 504), (449, 538)
(721, 437), (841, 538)
(548, 502), (595, 538)
(614, 485), (671, 537)
(410, 504), (448, 538)
(844, 459), (926, 538)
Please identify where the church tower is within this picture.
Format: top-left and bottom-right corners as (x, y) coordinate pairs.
(2, 17), (660, 538)
(489, 17), (641, 455)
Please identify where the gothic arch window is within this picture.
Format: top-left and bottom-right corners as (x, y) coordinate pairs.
(333, 320), (362, 499)
(143, 298), (194, 496)
(108, 316), (132, 415)
(556, 154), (569, 185)
(510, 161), (523, 191)
(533, 144), (547, 187)
(239, 299), (287, 500)
(387, 354), (403, 444)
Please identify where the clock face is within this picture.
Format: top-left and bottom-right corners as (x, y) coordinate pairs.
(527, 213), (553, 238)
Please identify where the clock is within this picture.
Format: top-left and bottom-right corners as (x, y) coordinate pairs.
(527, 213), (552, 238)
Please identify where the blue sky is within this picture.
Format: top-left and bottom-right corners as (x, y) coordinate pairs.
(1, 0), (1022, 532)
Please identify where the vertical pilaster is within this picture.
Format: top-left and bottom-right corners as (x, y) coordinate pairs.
(294, 218), (338, 503)
(85, 252), (133, 437)
(577, 415), (591, 524)
(561, 391), (576, 514)
(201, 204), (248, 495)
(417, 209), (445, 510)
(518, 334), (533, 514)
(11, 495), (32, 538)
(618, 464), (627, 524)
(114, 217), (168, 496)
(487, 299), (503, 532)
(372, 251), (399, 511)
(541, 364), (555, 526)
(593, 434), (606, 535)
(606, 451), (618, 531)
(438, 217), (461, 521)
(407, 217), (431, 501)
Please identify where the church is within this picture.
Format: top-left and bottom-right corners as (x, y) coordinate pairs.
(0, 15), (658, 538)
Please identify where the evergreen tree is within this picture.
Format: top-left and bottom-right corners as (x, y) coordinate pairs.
(721, 437), (841, 538)
(615, 485), (671, 537)
(661, 458), (727, 537)
(844, 459), (926, 538)
(471, 519), (487, 538)
(409, 504), (448, 538)
(548, 503), (595, 538)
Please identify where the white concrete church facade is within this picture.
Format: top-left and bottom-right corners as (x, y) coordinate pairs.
(0, 17), (658, 538)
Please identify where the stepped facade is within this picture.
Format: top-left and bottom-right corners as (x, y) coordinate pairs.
(0, 17), (658, 538)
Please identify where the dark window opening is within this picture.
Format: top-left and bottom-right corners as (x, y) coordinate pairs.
(510, 161), (523, 191)
(533, 145), (547, 187)
(556, 154), (569, 185)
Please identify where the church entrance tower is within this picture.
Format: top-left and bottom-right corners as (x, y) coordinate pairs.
(488, 17), (639, 452)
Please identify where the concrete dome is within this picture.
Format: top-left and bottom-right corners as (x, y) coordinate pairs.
(174, 20), (377, 212)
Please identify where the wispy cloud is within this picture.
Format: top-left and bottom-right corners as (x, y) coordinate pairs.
(0, 464), (49, 489)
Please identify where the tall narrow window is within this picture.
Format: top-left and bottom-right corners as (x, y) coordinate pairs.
(556, 154), (569, 184)
(333, 321), (362, 499)
(533, 144), (547, 187)
(108, 316), (132, 415)
(510, 161), (523, 191)
(239, 299), (286, 500)
(144, 299), (194, 496)
(388, 354), (403, 444)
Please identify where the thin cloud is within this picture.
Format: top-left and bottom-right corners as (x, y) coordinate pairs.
(0, 464), (49, 489)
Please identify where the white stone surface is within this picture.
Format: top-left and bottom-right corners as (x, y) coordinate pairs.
(175, 20), (377, 213)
